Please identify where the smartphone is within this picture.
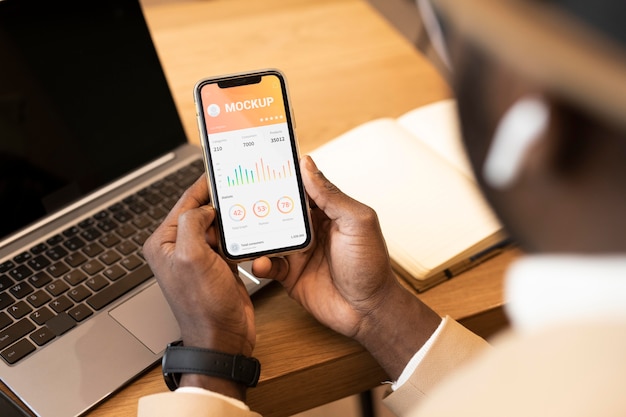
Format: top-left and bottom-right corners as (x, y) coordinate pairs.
(194, 69), (312, 261)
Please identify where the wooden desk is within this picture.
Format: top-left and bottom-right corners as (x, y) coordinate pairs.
(4, 0), (519, 415)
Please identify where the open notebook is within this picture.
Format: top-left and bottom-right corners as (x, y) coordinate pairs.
(310, 99), (506, 291)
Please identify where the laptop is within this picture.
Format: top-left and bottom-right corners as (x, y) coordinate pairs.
(0, 1), (269, 416)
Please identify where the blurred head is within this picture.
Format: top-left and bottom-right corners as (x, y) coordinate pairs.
(427, 0), (626, 253)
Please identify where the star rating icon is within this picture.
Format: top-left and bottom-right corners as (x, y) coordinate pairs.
(260, 115), (284, 122)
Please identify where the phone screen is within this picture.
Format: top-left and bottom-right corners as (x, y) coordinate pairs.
(195, 71), (311, 260)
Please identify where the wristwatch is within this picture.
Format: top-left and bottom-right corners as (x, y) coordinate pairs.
(162, 340), (261, 391)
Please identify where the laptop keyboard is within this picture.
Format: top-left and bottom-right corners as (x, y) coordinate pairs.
(0, 159), (204, 365)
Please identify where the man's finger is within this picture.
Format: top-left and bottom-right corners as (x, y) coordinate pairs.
(163, 175), (210, 224)
(300, 155), (360, 222)
(176, 205), (215, 260)
(251, 256), (290, 282)
(147, 175), (210, 250)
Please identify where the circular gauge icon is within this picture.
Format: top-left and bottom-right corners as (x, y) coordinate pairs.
(277, 196), (295, 214)
(229, 204), (246, 221)
(253, 200), (270, 218)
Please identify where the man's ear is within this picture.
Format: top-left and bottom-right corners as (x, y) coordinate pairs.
(484, 93), (610, 190)
(541, 98), (596, 177)
(482, 95), (550, 189)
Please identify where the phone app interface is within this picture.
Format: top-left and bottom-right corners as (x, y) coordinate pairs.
(200, 74), (308, 257)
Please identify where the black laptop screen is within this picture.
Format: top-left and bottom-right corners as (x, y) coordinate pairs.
(0, 0), (187, 241)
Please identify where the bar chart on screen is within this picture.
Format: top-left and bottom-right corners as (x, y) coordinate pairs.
(223, 158), (294, 187)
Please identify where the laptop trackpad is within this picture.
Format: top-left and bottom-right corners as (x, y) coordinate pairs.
(109, 283), (180, 354)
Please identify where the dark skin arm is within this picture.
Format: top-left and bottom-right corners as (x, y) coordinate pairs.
(143, 177), (255, 401)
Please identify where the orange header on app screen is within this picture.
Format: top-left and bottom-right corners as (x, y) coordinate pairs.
(201, 75), (286, 133)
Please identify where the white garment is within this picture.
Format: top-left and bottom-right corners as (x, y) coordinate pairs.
(505, 254), (626, 332)
(175, 387), (250, 410)
(394, 254), (626, 390)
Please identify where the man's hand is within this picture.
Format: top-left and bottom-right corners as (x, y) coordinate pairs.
(143, 176), (255, 398)
(253, 156), (441, 379)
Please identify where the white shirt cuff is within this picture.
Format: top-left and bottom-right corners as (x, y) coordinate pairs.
(175, 386), (250, 410)
(391, 317), (446, 391)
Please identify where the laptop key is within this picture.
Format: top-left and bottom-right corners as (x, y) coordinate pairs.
(0, 275), (13, 291)
(121, 255), (143, 271)
(64, 270), (87, 286)
(78, 218), (95, 229)
(29, 243), (48, 255)
(9, 265), (33, 281)
(103, 265), (126, 281)
(63, 236), (86, 251)
(50, 295), (73, 313)
(30, 327), (55, 347)
(131, 215), (153, 230)
(47, 261), (70, 278)
(8, 301), (33, 319)
(26, 290), (52, 308)
(86, 263), (153, 310)
(100, 234), (121, 248)
(132, 230), (151, 246)
(62, 226), (80, 237)
(116, 241), (138, 256)
(66, 252), (87, 267)
(162, 198), (177, 210)
(115, 224), (137, 238)
(46, 234), (64, 246)
(108, 202), (124, 212)
(0, 312), (11, 330)
(147, 207), (167, 220)
(1, 339), (36, 364)
(27, 255), (51, 271)
(97, 218), (118, 232)
(68, 286), (91, 303)
(85, 275), (109, 292)
(0, 292), (16, 309)
(0, 261), (16, 274)
(45, 280), (70, 297)
(83, 242), (105, 257)
(10, 282), (34, 299)
(67, 304), (93, 322)
(99, 250), (121, 266)
(80, 227), (102, 242)
(30, 307), (55, 326)
(13, 252), (32, 264)
(141, 191), (162, 205)
(113, 210), (133, 223)
(82, 260), (105, 276)
(46, 246), (68, 261)
(128, 201), (148, 214)
(29, 271), (53, 289)
(45, 312), (76, 336)
(0, 318), (36, 350)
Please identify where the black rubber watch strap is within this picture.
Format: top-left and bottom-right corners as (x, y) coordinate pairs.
(162, 341), (260, 390)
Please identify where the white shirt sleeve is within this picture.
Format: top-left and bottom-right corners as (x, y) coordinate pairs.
(391, 317), (446, 391)
(175, 386), (251, 410)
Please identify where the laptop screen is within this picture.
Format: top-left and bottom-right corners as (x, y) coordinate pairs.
(0, 0), (187, 241)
